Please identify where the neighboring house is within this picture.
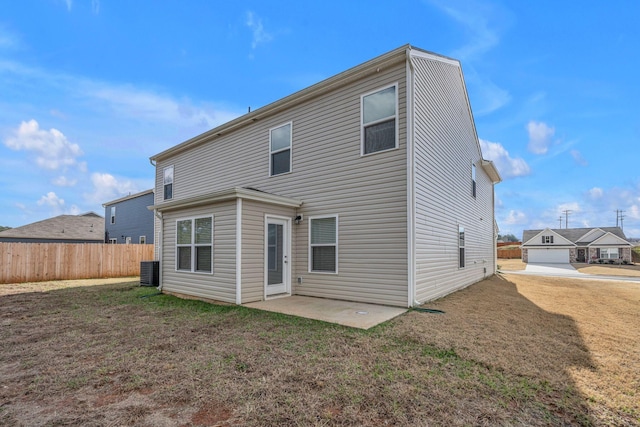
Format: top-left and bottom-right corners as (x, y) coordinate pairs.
(0, 213), (104, 243)
(521, 227), (633, 264)
(148, 44), (501, 308)
(102, 189), (155, 244)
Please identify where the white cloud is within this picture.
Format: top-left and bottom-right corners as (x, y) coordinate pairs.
(479, 139), (530, 178)
(527, 120), (555, 154)
(86, 172), (138, 205)
(570, 149), (588, 166)
(4, 119), (83, 170)
(65, 0), (72, 11)
(588, 187), (603, 199)
(504, 210), (527, 225)
(37, 191), (64, 208)
(246, 11), (273, 50)
(53, 176), (77, 187)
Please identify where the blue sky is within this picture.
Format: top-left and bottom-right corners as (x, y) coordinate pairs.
(1, 0), (639, 239)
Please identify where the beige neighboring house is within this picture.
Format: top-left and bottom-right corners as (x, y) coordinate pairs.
(148, 44), (501, 308)
(0, 213), (105, 243)
(521, 227), (633, 264)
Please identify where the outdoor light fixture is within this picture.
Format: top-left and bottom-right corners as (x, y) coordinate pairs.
(295, 214), (303, 225)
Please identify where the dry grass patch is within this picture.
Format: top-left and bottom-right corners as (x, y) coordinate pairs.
(497, 258), (526, 270)
(572, 263), (640, 277)
(1, 276), (638, 426)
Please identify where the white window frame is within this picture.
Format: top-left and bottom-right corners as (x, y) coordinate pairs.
(308, 215), (338, 274)
(139, 236), (146, 244)
(110, 206), (116, 224)
(600, 248), (619, 259)
(360, 83), (399, 156)
(108, 238), (117, 244)
(459, 225), (465, 269)
(542, 235), (554, 244)
(269, 121), (292, 176)
(163, 165), (174, 200)
(175, 215), (214, 274)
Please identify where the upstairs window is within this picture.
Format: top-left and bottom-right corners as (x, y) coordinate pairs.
(361, 84), (398, 155)
(163, 166), (174, 200)
(176, 216), (213, 273)
(459, 226), (465, 268)
(270, 122), (292, 176)
(309, 216), (338, 273)
(542, 235), (554, 244)
(110, 206), (116, 224)
(472, 163), (477, 198)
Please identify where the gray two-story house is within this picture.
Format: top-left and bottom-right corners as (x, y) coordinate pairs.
(103, 189), (154, 244)
(148, 44), (501, 308)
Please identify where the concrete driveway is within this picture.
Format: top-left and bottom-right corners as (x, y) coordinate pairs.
(524, 263), (580, 276)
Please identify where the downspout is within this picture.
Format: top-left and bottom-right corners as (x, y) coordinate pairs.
(406, 47), (419, 307)
(154, 209), (163, 291)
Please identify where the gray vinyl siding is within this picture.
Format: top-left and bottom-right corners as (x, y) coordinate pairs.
(104, 192), (154, 244)
(160, 201), (236, 303)
(411, 55), (495, 303)
(154, 61), (408, 307)
(240, 200), (295, 304)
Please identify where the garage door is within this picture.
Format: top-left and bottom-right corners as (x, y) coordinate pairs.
(528, 248), (570, 263)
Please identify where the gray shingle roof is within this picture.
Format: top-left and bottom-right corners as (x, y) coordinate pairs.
(0, 213), (105, 242)
(522, 227), (628, 245)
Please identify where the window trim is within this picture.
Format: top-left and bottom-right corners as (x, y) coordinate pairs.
(163, 165), (174, 200)
(600, 247), (619, 259)
(175, 215), (214, 274)
(269, 121), (293, 176)
(458, 225), (465, 269)
(108, 238), (117, 244)
(308, 214), (338, 274)
(139, 236), (146, 244)
(542, 235), (554, 244)
(360, 82), (399, 156)
(110, 206), (116, 224)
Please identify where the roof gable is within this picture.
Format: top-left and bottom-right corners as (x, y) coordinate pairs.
(576, 228), (605, 243)
(590, 232), (632, 247)
(522, 228), (574, 247)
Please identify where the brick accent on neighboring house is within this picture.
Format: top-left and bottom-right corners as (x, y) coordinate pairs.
(569, 248), (577, 263)
(522, 248), (528, 263)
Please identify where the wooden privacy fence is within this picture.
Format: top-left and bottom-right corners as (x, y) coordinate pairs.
(0, 243), (155, 284)
(497, 248), (522, 259)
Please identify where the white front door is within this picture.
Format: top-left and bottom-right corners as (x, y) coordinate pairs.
(265, 217), (290, 296)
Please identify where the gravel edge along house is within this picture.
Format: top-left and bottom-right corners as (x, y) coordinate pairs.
(148, 44), (501, 308)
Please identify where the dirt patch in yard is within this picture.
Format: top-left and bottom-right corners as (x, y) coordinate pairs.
(1, 276), (639, 425)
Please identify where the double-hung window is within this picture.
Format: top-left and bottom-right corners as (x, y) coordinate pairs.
(459, 226), (465, 268)
(309, 216), (337, 273)
(542, 235), (554, 244)
(361, 84), (398, 155)
(176, 216), (213, 273)
(110, 206), (116, 224)
(600, 248), (619, 259)
(270, 122), (292, 176)
(163, 166), (174, 200)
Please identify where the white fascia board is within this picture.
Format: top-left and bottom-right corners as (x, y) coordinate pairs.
(481, 160), (502, 184)
(148, 187), (303, 213)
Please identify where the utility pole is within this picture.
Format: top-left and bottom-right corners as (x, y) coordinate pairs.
(562, 210), (572, 229)
(620, 211), (625, 231)
(616, 210), (625, 229)
(558, 216), (563, 228)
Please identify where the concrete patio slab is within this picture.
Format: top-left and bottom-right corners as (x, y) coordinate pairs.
(244, 295), (408, 329)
